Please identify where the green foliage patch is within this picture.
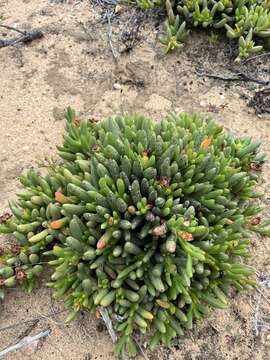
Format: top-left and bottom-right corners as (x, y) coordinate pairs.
(0, 110), (269, 356)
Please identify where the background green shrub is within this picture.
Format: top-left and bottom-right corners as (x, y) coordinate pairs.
(137, 0), (270, 61)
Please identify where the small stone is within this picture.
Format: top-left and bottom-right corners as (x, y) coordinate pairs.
(23, 146), (29, 151)
(115, 4), (124, 13)
(200, 100), (206, 107)
(113, 83), (122, 90)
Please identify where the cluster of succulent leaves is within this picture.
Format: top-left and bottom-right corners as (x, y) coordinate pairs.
(136, 0), (270, 61)
(1, 108), (270, 357)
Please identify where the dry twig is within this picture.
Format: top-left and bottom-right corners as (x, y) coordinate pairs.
(255, 286), (270, 307)
(98, 307), (147, 360)
(0, 329), (50, 357)
(0, 24), (43, 49)
(254, 273), (270, 336)
(106, 10), (118, 61)
(133, 337), (149, 360)
(0, 309), (67, 333)
(197, 70), (269, 86)
(243, 52), (270, 64)
(97, 306), (118, 343)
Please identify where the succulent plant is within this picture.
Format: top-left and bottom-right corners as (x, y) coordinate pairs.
(1, 109), (270, 356)
(147, 0), (270, 61)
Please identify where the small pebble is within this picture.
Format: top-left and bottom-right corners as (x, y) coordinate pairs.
(113, 83), (122, 90)
(23, 146), (29, 151)
(115, 4), (124, 13)
(200, 100), (206, 107)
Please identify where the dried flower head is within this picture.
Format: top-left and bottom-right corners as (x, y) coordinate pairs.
(15, 270), (25, 283)
(200, 137), (212, 149)
(152, 225), (167, 237)
(55, 191), (67, 204)
(95, 309), (102, 319)
(142, 148), (151, 157)
(127, 206), (136, 215)
(249, 161), (263, 171)
(11, 244), (21, 256)
(73, 119), (81, 126)
(88, 116), (100, 124)
(159, 177), (171, 187)
(250, 216), (261, 225)
(180, 231), (193, 241)
(145, 211), (155, 222)
(92, 144), (100, 152)
(0, 212), (12, 224)
(0, 247), (5, 257)
(115, 4), (124, 13)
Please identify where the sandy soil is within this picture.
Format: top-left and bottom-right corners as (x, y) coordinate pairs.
(0, 0), (270, 359)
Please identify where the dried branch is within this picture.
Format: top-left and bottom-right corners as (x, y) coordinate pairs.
(0, 309), (67, 333)
(0, 24), (44, 49)
(97, 307), (147, 360)
(0, 329), (50, 357)
(133, 337), (149, 360)
(106, 11), (118, 61)
(0, 24), (26, 35)
(97, 307), (118, 343)
(243, 52), (270, 64)
(255, 286), (270, 307)
(98, 307), (129, 360)
(16, 319), (40, 342)
(197, 71), (269, 86)
(254, 273), (270, 336)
